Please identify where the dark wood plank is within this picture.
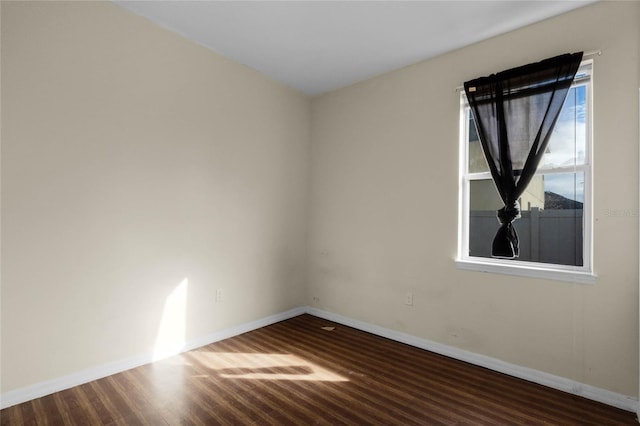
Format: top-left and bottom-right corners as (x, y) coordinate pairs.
(1, 314), (636, 425)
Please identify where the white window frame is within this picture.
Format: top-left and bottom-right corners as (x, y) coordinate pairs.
(456, 61), (596, 284)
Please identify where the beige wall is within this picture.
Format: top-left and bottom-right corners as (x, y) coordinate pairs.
(1, 2), (310, 392)
(469, 177), (544, 211)
(309, 1), (639, 397)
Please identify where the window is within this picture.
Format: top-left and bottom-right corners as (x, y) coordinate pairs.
(457, 61), (594, 283)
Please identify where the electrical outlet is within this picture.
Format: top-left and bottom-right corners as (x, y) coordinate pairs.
(216, 289), (223, 302)
(405, 292), (414, 306)
(312, 296), (320, 303)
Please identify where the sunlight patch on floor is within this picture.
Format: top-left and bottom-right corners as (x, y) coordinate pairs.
(190, 352), (348, 382)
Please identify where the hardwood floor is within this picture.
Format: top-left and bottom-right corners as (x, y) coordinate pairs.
(1, 314), (636, 425)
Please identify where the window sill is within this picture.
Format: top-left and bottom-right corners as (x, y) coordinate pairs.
(455, 258), (596, 284)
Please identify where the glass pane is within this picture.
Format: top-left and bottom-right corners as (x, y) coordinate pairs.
(468, 173), (583, 266)
(540, 85), (587, 169)
(467, 85), (588, 173)
(467, 112), (490, 173)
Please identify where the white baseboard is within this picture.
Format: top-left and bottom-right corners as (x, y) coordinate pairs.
(0, 306), (305, 410)
(2, 305), (637, 415)
(304, 306), (638, 413)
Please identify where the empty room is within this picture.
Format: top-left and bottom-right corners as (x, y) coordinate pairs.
(1, 0), (639, 424)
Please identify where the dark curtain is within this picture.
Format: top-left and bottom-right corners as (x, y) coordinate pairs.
(464, 52), (583, 259)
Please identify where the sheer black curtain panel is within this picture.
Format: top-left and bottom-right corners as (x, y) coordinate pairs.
(464, 52), (583, 259)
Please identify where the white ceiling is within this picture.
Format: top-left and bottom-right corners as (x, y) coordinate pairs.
(114, 1), (596, 96)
